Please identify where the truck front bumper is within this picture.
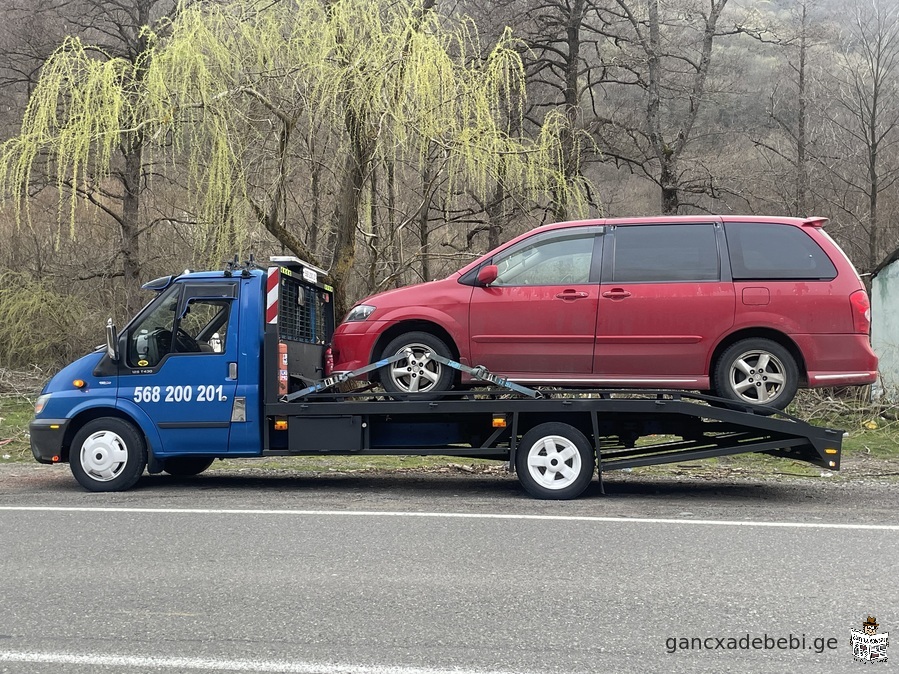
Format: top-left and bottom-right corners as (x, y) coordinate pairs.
(29, 418), (70, 464)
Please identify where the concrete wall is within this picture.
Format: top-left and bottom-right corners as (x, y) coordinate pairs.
(872, 263), (899, 399)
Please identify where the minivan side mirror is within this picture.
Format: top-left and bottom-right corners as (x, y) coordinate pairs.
(477, 265), (498, 286)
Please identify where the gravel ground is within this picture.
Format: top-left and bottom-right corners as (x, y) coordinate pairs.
(2, 454), (899, 526)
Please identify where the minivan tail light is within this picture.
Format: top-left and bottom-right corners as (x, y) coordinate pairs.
(324, 346), (334, 376)
(850, 290), (871, 334)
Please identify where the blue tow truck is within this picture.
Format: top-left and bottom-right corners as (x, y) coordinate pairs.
(30, 257), (844, 499)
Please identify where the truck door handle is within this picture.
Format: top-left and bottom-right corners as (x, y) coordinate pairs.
(602, 289), (632, 299)
(555, 290), (589, 300)
(228, 362), (238, 379)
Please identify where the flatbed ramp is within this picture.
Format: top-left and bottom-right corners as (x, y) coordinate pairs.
(263, 389), (842, 499)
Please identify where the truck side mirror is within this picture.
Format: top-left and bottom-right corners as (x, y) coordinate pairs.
(477, 265), (498, 286)
(105, 318), (119, 362)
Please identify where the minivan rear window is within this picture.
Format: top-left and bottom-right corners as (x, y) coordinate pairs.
(725, 222), (837, 280)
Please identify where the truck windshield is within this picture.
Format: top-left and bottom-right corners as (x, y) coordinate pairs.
(128, 287), (180, 367)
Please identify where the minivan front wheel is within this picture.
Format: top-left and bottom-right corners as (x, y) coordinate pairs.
(380, 331), (455, 397)
(713, 339), (799, 411)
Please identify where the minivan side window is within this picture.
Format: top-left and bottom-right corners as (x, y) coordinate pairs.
(610, 224), (719, 282)
(725, 222), (837, 280)
(492, 231), (595, 286)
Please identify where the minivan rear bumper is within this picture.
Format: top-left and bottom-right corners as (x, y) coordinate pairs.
(807, 370), (878, 386)
(793, 333), (878, 387)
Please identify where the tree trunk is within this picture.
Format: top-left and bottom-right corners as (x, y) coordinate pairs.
(660, 159), (679, 214)
(868, 148), (879, 270)
(552, 0), (584, 221)
(486, 179), (505, 250)
(309, 141), (322, 254)
(331, 107), (373, 318)
(121, 141), (143, 314)
(795, 2), (809, 216)
(367, 161), (379, 292)
(419, 163), (431, 282)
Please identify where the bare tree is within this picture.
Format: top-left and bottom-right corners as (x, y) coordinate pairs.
(590, 0), (734, 214)
(820, 0), (899, 270)
(746, 0), (832, 216)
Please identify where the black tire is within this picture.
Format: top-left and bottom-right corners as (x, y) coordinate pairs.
(515, 422), (596, 500)
(712, 338), (799, 412)
(69, 417), (147, 492)
(163, 456), (215, 476)
(380, 331), (455, 398)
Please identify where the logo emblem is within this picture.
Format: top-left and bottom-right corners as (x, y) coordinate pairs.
(851, 615), (889, 663)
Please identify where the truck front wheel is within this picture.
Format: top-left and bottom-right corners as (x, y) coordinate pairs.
(69, 417), (147, 492)
(515, 422), (596, 500)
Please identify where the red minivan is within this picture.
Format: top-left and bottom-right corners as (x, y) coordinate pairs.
(330, 216), (878, 410)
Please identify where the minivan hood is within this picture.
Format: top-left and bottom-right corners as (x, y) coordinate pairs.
(351, 276), (461, 311)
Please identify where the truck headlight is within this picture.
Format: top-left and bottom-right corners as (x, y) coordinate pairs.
(345, 304), (376, 322)
(34, 394), (50, 415)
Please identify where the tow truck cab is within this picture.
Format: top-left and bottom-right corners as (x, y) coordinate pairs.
(30, 257), (334, 474)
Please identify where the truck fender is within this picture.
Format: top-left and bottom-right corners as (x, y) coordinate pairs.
(114, 399), (166, 473)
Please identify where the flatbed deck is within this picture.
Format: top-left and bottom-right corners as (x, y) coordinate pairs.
(260, 388), (842, 498)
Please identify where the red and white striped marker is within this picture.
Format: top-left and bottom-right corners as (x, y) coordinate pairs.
(266, 267), (280, 324)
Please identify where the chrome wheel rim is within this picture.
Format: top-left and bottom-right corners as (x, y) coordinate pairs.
(389, 343), (443, 393)
(728, 349), (787, 404)
(525, 435), (582, 490)
(79, 430), (129, 482)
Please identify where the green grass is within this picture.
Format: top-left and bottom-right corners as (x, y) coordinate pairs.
(0, 394), (36, 462)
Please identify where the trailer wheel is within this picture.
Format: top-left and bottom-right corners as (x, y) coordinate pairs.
(163, 456), (215, 477)
(69, 417), (147, 492)
(380, 331), (454, 398)
(516, 422), (596, 500)
(712, 338), (798, 412)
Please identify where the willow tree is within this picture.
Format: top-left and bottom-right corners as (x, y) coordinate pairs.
(0, 0), (182, 309)
(1, 0), (588, 312)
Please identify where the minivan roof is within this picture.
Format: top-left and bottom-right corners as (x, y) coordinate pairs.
(532, 215), (828, 231)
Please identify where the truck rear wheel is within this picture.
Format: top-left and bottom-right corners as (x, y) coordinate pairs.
(163, 457), (215, 476)
(69, 417), (147, 492)
(515, 422), (596, 500)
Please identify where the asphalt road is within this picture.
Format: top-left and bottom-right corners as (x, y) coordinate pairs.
(1, 464), (898, 673)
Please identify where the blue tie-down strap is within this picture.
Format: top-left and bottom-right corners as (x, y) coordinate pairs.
(282, 352), (407, 401)
(424, 353), (541, 399)
(283, 350), (541, 400)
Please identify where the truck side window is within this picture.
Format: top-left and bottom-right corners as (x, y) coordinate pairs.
(175, 300), (232, 353)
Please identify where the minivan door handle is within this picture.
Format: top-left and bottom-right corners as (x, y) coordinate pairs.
(555, 290), (589, 300)
(602, 289), (632, 299)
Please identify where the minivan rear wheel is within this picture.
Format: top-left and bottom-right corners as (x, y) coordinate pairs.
(712, 338), (799, 411)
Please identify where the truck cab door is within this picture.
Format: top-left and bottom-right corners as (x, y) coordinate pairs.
(118, 281), (240, 457)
